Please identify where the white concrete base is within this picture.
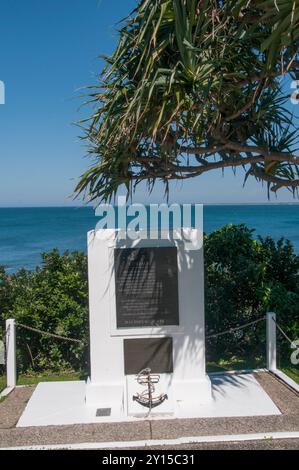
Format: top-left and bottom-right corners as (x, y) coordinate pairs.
(180, 372), (280, 419)
(17, 373), (280, 427)
(174, 376), (212, 413)
(86, 373), (212, 418)
(85, 378), (125, 418)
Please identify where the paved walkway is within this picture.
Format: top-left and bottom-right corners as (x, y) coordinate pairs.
(0, 372), (298, 449)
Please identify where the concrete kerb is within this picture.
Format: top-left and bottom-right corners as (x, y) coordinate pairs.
(271, 370), (299, 395)
(2, 431), (299, 450)
(0, 386), (14, 399)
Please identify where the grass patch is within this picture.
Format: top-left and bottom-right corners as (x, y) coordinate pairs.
(277, 350), (299, 384)
(0, 375), (5, 394)
(0, 370), (85, 392)
(207, 355), (265, 373)
(280, 365), (299, 384)
(0, 374), (7, 403)
(16, 370), (83, 386)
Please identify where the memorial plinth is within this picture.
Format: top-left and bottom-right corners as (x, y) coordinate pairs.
(85, 228), (211, 418)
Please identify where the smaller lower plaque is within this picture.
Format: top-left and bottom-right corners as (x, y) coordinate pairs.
(124, 337), (173, 375)
(96, 408), (111, 417)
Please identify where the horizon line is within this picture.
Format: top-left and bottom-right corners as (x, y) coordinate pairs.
(1, 202), (299, 209)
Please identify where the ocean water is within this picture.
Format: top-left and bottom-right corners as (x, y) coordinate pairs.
(0, 205), (299, 273)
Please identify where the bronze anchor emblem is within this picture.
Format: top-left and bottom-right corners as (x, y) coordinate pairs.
(133, 368), (168, 410)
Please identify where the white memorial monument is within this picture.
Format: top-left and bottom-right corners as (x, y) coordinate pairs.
(85, 221), (211, 419)
(15, 206), (282, 428)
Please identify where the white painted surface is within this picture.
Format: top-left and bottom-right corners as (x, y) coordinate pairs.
(86, 228), (212, 415)
(266, 312), (277, 371)
(4, 432), (299, 450)
(193, 373), (280, 418)
(209, 368), (267, 376)
(6, 319), (16, 388)
(17, 373), (280, 428)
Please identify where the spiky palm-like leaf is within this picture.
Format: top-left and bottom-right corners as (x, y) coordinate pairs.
(76, 0), (299, 202)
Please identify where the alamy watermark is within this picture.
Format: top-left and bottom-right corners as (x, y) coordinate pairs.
(291, 339), (299, 365)
(0, 80), (5, 105)
(95, 197), (203, 250)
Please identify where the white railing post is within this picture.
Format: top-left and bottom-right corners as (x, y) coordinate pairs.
(6, 318), (16, 388)
(266, 312), (277, 372)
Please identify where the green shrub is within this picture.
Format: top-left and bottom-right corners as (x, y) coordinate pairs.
(0, 250), (89, 373)
(204, 224), (299, 364)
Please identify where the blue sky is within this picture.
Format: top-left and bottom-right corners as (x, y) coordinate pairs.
(0, 0), (298, 207)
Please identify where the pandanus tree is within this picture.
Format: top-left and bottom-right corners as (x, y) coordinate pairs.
(76, 0), (299, 202)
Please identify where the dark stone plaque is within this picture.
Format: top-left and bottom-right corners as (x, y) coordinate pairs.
(114, 247), (179, 328)
(124, 337), (173, 374)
